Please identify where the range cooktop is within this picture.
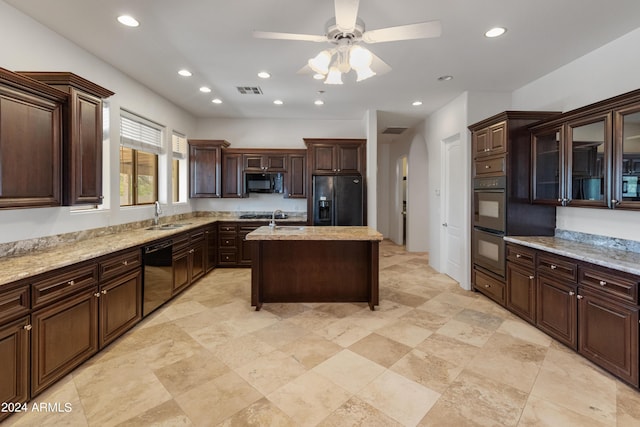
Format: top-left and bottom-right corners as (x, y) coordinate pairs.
(238, 213), (288, 219)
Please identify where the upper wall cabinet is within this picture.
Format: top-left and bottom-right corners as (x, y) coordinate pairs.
(531, 89), (640, 209)
(0, 68), (67, 209)
(304, 138), (366, 176)
(19, 72), (114, 206)
(188, 140), (230, 198)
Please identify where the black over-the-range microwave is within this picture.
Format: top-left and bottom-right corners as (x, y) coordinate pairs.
(245, 172), (284, 193)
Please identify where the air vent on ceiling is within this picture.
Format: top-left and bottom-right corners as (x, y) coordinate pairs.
(382, 127), (408, 135)
(236, 86), (263, 95)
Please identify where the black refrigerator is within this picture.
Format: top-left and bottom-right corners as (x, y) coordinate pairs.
(312, 175), (363, 226)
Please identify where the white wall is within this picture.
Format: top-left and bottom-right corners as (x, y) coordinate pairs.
(0, 1), (197, 244)
(512, 27), (640, 241)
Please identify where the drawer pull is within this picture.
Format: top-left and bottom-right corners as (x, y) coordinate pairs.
(516, 254), (521, 258)
(550, 265), (557, 270)
(122, 260), (129, 266)
(189, 249), (195, 254)
(484, 148), (490, 152)
(599, 280), (607, 286)
(67, 280), (75, 286)
(485, 284), (490, 288)
(568, 291), (575, 296)
(485, 165), (490, 169)
(23, 324), (32, 331)
(529, 275), (535, 280)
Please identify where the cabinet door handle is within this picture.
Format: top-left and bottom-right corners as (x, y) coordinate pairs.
(599, 280), (607, 286)
(529, 275), (535, 280)
(94, 292), (101, 298)
(23, 324), (32, 331)
(516, 254), (521, 258)
(568, 291), (575, 296)
(101, 289), (107, 295)
(577, 295), (583, 300)
(550, 265), (557, 270)
(189, 249), (195, 254)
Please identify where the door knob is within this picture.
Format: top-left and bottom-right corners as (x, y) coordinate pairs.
(442, 223), (448, 227)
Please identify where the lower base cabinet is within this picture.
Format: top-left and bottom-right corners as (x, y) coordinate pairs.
(506, 263), (536, 323)
(99, 269), (142, 348)
(0, 316), (30, 422)
(536, 274), (578, 349)
(578, 289), (639, 387)
(31, 289), (99, 396)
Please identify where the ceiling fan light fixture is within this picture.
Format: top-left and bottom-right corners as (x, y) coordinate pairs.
(485, 27), (506, 38)
(324, 67), (343, 85)
(308, 50), (332, 75)
(355, 66), (376, 82)
(348, 45), (373, 70)
(313, 73), (325, 80)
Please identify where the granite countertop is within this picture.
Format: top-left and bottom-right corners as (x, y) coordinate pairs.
(0, 214), (307, 287)
(246, 226), (384, 241)
(504, 235), (640, 276)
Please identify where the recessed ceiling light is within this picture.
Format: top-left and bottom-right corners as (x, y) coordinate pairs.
(485, 27), (506, 38)
(412, 101), (423, 106)
(438, 75), (453, 81)
(211, 98), (222, 104)
(178, 69), (192, 77)
(117, 15), (139, 27)
(199, 86), (211, 93)
(257, 71), (271, 79)
(273, 100), (284, 105)
(313, 73), (325, 80)
(314, 100), (324, 105)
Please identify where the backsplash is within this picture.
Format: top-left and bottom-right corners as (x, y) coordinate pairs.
(555, 229), (640, 254)
(0, 211), (306, 259)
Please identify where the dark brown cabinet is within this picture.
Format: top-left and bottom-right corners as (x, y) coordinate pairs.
(506, 263), (536, 324)
(531, 88), (640, 209)
(472, 121), (506, 158)
(31, 287), (99, 395)
(285, 151), (306, 199)
(218, 223), (239, 265)
(304, 138), (365, 175)
(0, 68), (67, 209)
(221, 151), (244, 198)
(172, 229), (207, 294)
(536, 273), (578, 349)
(243, 152), (287, 172)
(19, 72), (114, 206)
(0, 316), (30, 421)
(578, 288), (639, 386)
(189, 140), (230, 198)
(239, 224), (262, 266)
(204, 224), (218, 273)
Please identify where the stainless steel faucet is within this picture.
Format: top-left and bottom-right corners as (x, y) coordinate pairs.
(154, 201), (162, 226)
(269, 209), (283, 228)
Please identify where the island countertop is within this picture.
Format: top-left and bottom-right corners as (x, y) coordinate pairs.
(245, 226), (383, 241)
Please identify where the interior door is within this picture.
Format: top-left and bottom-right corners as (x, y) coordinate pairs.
(443, 136), (463, 283)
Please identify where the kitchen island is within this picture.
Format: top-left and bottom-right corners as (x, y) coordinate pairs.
(246, 226), (383, 310)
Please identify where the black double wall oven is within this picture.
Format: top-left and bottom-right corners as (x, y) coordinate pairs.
(473, 176), (507, 277)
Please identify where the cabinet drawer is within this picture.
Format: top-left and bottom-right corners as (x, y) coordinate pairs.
(99, 248), (141, 281)
(506, 244), (535, 269)
(219, 234), (236, 247)
(219, 224), (236, 233)
(190, 229), (205, 243)
(537, 254), (577, 283)
(218, 251), (237, 265)
(172, 233), (190, 252)
(32, 263), (99, 309)
(580, 266), (638, 304)
(474, 156), (506, 177)
(473, 269), (505, 305)
(0, 283), (30, 324)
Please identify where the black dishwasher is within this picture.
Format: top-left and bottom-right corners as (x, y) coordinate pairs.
(143, 239), (173, 316)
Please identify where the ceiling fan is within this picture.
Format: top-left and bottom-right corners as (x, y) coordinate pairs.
(253, 0), (442, 84)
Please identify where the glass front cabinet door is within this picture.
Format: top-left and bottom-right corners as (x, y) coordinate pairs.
(614, 105), (640, 209)
(566, 113), (611, 208)
(532, 126), (563, 204)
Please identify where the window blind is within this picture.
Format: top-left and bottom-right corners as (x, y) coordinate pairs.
(172, 132), (187, 159)
(120, 110), (164, 154)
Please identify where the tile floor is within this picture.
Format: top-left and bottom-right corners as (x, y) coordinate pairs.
(6, 240), (640, 426)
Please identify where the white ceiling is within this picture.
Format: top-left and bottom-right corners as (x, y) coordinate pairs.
(6, 0), (640, 139)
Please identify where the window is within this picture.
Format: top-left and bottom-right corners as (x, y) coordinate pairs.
(119, 111), (163, 206)
(172, 131), (188, 203)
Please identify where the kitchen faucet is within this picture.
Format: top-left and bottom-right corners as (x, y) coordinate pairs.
(269, 209), (283, 228)
(154, 201), (162, 226)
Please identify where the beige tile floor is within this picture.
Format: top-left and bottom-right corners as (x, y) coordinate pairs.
(6, 240), (640, 426)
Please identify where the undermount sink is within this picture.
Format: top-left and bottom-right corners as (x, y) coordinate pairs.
(145, 223), (190, 231)
(273, 226), (305, 231)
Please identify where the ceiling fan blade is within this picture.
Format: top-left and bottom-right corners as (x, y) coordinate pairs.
(370, 52), (392, 75)
(297, 64), (313, 75)
(334, 0), (360, 32)
(362, 20), (442, 44)
(252, 31), (327, 43)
